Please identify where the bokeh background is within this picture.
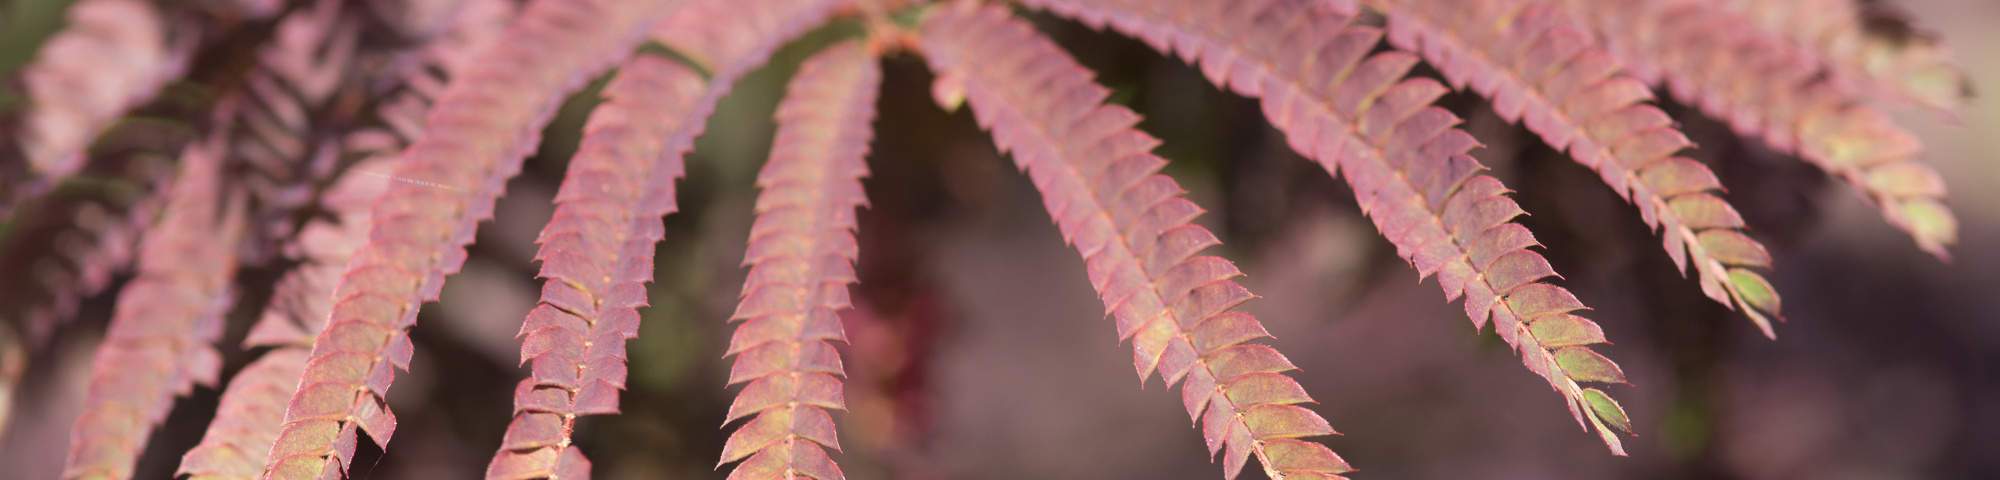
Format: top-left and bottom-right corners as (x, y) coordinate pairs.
(1, 0), (1996, 479)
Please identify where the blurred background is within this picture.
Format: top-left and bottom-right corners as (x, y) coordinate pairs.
(1, 0), (1996, 479)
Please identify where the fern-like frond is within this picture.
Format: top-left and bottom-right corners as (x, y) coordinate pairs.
(1712, 0), (1971, 114)
(173, 1), (388, 473)
(1557, 0), (1956, 259)
(63, 133), (246, 479)
(175, 0), (513, 463)
(717, 40), (879, 480)
(920, 4), (1354, 479)
(258, 0), (675, 476)
(177, 155), (390, 480)
(485, 54), (699, 480)
(1030, 0), (1636, 453)
(1368, 0), (1782, 336)
(15, 0), (189, 184)
(4, 0), (370, 345)
(480, 2), (843, 479)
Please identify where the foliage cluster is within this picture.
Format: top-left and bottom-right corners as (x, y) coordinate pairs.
(0, 0), (1977, 478)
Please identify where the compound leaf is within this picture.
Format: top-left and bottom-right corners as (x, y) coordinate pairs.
(1556, 0), (1958, 260)
(63, 133), (244, 480)
(920, 4), (1354, 478)
(714, 39), (879, 480)
(1029, 0), (1638, 455)
(261, 0), (678, 476)
(485, 1), (849, 478)
(1372, 0), (1786, 335)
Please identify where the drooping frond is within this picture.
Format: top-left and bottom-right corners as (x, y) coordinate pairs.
(2, 0), (387, 353)
(1029, 0), (1636, 453)
(1710, 0), (1971, 114)
(483, 54), (697, 480)
(482, 1), (846, 478)
(258, 0), (675, 476)
(1556, 0), (1956, 259)
(920, 4), (1354, 479)
(716, 40), (880, 480)
(63, 133), (246, 480)
(171, 1), (371, 474)
(177, 2), (514, 475)
(177, 157), (389, 480)
(14, 0), (189, 185)
(1367, 0), (1782, 336)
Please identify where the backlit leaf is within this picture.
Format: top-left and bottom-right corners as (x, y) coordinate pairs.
(1554, 347), (1627, 384)
(1581, 388), (1632, 435)
(1728, 268), (1781, 315)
